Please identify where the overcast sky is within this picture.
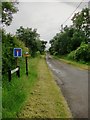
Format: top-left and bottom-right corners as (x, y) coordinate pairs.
(6, 0), (89, 49)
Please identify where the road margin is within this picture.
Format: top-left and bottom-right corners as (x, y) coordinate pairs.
(53, 55), (88, 70)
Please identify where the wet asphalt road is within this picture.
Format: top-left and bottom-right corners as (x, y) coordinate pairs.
(46, 54), (88, 118)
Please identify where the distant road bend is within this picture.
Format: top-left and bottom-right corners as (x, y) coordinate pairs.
(46, 54), (88, 118)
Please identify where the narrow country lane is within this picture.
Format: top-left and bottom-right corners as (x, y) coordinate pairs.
(46, 54), (88, 118)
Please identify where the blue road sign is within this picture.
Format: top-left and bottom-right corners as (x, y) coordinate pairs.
(14, 48), (22, 57)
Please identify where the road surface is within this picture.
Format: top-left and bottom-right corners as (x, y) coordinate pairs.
(46, 54), (88, 118)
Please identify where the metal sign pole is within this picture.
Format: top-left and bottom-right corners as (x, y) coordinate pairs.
(16, 66), (20, 77)
(16, 57), (18, 67)
(26, 57), (28, 76)
(13, 48), (22, 77)
(23, 52), (30, 76)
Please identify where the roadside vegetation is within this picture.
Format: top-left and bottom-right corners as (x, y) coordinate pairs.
(49, 7), (90, 65)
(2, 55), (39, 118)
(2, 1), (89, 118)
(2, 2), (72, 118)
(18, 56), (72, 118)
(3, 55), (72, 118)
(53, 55), (89, 70)
(2, 2), (46, 118)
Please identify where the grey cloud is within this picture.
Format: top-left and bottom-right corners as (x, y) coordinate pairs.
(6, 1), (87, 49)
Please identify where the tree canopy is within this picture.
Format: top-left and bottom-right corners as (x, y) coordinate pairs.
(49, 7), (90, 62)
(2, 2), (18, 26)
(16, 26), (47, 56)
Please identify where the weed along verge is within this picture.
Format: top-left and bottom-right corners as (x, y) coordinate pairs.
(2, 56), (39, 118)
(18, 55), (72, 118)
(2, 55), (72, 118)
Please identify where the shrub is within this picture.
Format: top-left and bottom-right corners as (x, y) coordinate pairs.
(2, 32), (16, 74)
(2, 31), (29, 74)
(74, 43), (90, 62)
(67, 51), (75, 60)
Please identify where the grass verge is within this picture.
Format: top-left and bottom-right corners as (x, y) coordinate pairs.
(2, 56), (39, 118)
(53, 55), (89, 70)
(18, 55), (72, 118)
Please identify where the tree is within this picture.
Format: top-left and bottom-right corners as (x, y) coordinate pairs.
(16, 26), (47, 56)
(2, 2), (18, 26)
(40, 41), (47, 54)
(49, 26), (74, 55)
(49, 7), (89, 60)
(2, 2), (19, 74)
(72, 8), (90, 40)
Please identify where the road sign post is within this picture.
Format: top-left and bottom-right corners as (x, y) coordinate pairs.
(16, 66), (20, 77)
(13, 48), (22, 57)
(23, 52), (30, 76)
(26, 57), (28, 76)
(13, 48), (22, 66)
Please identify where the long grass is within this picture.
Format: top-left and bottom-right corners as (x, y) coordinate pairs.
(2, 55), (72, 118)
(2, 56), (39, 118)
(53, 55), (89, 70)
(18, 55), (72, 118)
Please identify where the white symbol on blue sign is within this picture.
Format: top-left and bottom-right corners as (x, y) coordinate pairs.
(14, 48), (22, 57)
